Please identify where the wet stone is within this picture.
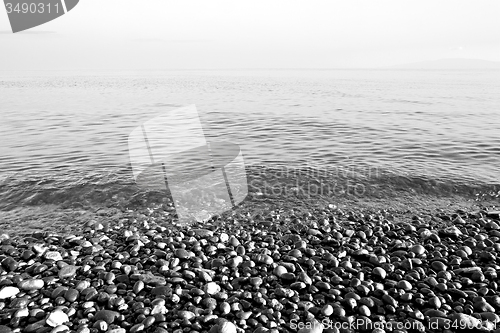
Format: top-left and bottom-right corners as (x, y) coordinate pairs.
(18, 279), (44, 291)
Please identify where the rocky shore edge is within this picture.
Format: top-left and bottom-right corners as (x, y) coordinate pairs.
(1, 203), (500, 333)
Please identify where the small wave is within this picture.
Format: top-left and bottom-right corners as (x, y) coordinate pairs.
(245, 164), (500, 201)
(0, 164), (495, 212)
(386, 98), (433, 105)
(143, 103), (184, 108)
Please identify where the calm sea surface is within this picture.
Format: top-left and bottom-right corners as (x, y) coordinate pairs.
(1, 69), (499, 212)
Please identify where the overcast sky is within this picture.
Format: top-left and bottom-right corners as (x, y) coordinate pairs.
(1, 0), (499, 70)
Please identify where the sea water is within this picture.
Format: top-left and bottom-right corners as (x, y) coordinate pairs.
(0, 69), (499, 222)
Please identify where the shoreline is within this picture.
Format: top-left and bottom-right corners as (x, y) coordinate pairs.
(1, 191), (498, 238)
(1, 195), (500, 332)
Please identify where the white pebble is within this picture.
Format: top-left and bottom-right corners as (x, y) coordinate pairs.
(0, 286), (20, 299)
(204, 282), (221, 295)
(46, 309), (69, 327)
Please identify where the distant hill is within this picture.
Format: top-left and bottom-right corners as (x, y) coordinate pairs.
(389, 58), (500, 70)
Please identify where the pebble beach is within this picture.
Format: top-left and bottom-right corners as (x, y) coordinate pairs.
(1, 70), (499, 333)
(1, 194), (500, 333)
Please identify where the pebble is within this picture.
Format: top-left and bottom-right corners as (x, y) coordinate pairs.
(204, 282), (221, 295)
(397, 280), (412, 291)
(58, 265), (78, 279)
(431, 261), (447, 272)
(44, 251), (63, 261)
(46, 309), (69, 327)
(175, 248), (192, 259)
(372, 267), (387, 279)
(410, 244), (426, 255)
(0, 206), (499, 333)
(17, 279), (44, 291)
(94, 310), (119, 324)
(0, 286), (19, 299)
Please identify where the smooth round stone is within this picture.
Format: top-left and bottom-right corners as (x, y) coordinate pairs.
(372, 267), (387, 279)
(1, 257), (18, 272)
(220, 302), (231, 315)
(204, 282), (221, 295)
(316, 281), (331, 291)
(178, 310), (195, 320)
(256, 254), (273, 265)
(397, 280), (412, 291)
(174, 249), (192, 259)
(424, 276), (438, 287)
(249, 277), (263, 287)
(18, 279), (44, 291)
(332, 307), (346, 317)
(105, 272), (115, 284)
(21, 250), (35, 260)
(431, 261), (447, 272)
(94, 310), (119, 324)
(359, 305), (371, 316)
(321, 304), (334, 316)
(58, 265), (78, 279)
(273, 265), (287, 277)
(46, 309), (69, 327)
(410, 245), (426, 255)
(0, 286), (19, 299)
(133, 281), (145, 294)
(64, 288), (79, 302)
(436, 283), (448, 292)
(428, 296), (442, 309)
